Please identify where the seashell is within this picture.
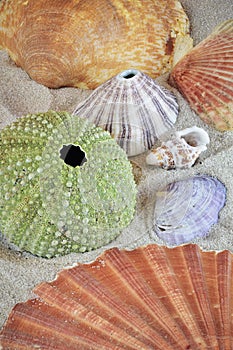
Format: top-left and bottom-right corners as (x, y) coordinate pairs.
(152, 175), (226, 245)
(170, 19), (233, 131)
(0, 111), (137, 257)
(0, 0), (193, 89)
(146, 126), (210, 169)
(73, 69), (179, 157)
(1, 243), (233, 349)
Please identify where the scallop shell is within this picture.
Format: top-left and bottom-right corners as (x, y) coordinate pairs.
(146, 126), (210, 169)
(73, 69), (179, 157)
(0, 0), (192, 89)
(1, 243), (233, 349)
(0, 111), (137, 257)
(152, 175), (226, 245)
(170, 19), (233, 131)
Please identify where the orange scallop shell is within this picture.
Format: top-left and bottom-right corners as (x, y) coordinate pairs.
(0, 0), (192, 89)
(0, 244), (232, 349)
(170, 19), (233, 131)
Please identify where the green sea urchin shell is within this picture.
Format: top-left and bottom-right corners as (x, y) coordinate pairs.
(0, 111), (137, 257)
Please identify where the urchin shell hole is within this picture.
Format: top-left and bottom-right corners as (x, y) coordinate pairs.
(60, 144), (87, 168)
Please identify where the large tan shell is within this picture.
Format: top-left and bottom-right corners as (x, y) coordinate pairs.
(170, 19), (233, 131)
(0, 244), (232, 349)
(0, 0), (192, 89)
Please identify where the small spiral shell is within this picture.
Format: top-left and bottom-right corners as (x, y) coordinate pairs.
(146, 126), (209, 169)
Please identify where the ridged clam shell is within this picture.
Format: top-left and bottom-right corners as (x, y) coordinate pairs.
(152, 175), (226, 245)
(146, 126), (210, 169)
(0, 0), (192, 89)
(1, 243), (233, 349)
(0, 111), (137, 257)
(170, 19), (233, 131)
(73, 69), (179, 157)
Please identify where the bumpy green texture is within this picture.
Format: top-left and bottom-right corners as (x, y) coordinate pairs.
(0, 111), (137, 257)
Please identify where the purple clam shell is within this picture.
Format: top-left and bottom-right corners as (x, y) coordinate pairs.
(152, 175), (226, 245)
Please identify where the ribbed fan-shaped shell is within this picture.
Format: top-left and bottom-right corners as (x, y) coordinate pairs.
(0, 111), (137, 257)
(73, 69), (179, 156)
(170, 19), (233, 131)
(152, 175), (226, 245)
(0, 0), (192, 89)
(1, 244), (233, 349)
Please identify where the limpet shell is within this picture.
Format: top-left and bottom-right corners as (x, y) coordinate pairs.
(170, 19), (233, 131)
(0, 111), (137, 257)
(73, 69), (179, 157)
(146, 126), (210, 169)
(0, 244), (233, 349)
(152, 175), (226, 245)
(0, 0), (192, 89)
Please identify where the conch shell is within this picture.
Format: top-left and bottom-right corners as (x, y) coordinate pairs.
(146, 126), (210, 169)
(170, 19), (233, 131)
(0, 0), (192, 89)
(0, 244), (232, 349)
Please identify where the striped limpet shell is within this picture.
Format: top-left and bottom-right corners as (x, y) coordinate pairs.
(73, 69), (179, 156)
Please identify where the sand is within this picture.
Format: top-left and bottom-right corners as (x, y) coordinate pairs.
(0, 0), (233, 330)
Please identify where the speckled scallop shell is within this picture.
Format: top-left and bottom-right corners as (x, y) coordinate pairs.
(0, 111), (137, 257)
(73, 69), (179, 156)
(146, 126), (210, 169)
(1, 243), (233, 349)
(152, 175), (226, 245)
(0, 0), (192, 89)
(170, 19), (233, 131)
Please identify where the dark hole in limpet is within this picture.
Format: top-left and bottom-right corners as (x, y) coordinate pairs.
(123, 73), (136, 79)
(120, 69), (138, 79)
(60, 144), (87, 168)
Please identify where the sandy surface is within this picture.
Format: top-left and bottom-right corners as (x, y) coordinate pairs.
(0, 0), (233, 329)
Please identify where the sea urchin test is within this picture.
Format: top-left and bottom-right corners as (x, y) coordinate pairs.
(0, 111), (137, 257)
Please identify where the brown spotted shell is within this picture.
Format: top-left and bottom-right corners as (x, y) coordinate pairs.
(0, 244), (232, 349)
(0, 0), (192, 89)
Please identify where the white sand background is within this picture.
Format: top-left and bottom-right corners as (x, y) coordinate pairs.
(0, 0), (233, 329)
